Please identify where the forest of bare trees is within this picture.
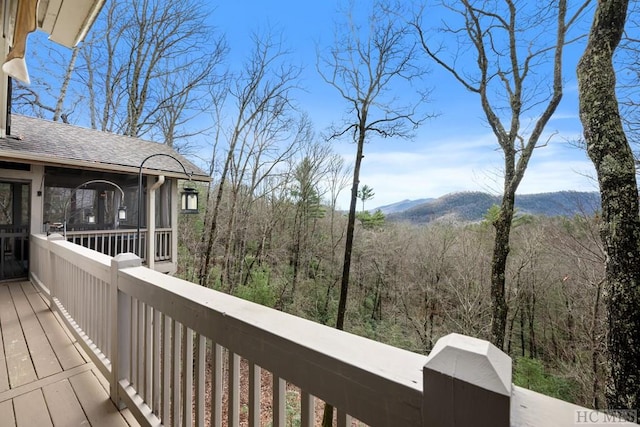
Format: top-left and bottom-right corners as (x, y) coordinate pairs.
(12, 0), (640, 416)
(180, 195), (607, 407)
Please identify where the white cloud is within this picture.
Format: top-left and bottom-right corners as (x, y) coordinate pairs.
(334, 130), (597, 209)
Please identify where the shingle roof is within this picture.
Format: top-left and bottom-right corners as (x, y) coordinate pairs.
(0, 115), (210, 181)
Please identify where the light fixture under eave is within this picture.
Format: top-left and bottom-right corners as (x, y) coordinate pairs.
(118, 206), (127, 221)
(87, 212), (96, 224)
(181, 186), (199, 214)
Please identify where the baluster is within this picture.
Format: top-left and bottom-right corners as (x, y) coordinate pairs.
(301, 391), (314, 427)
(152, 309), (161, 415)
(172, 320), (182, 425)
(211, 343), (223, 427)
(195, 334), (206, 427)
(161, 314), (171, 421)
(273, 376), (285, 427)
(137, 299), (145, 399)
(228, 351), (240, 427)
(144, 304), (152, 404)
(249, 362), (261, 427)
(182, 328), (193, 426)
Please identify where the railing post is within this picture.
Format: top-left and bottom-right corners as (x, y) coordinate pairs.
(110, 252), (142, 407)
(47, 233), (65, 304)
(422, 333), (512, 427)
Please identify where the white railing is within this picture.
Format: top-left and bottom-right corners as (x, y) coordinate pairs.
(154, 228), (172, 261)
(29, 234), (635, 427)
(65, 229), (142, 260)
(31, 233), (114, 380)
(64, 228), (173, 264)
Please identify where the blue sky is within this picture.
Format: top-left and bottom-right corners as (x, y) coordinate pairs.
(21, 1), (597, 210)
(210, 1), (597, 209)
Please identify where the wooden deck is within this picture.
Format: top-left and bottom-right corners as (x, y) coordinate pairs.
(0, 281), (139, 426)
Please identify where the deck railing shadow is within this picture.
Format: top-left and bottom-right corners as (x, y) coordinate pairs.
(28, 233), (637, 427)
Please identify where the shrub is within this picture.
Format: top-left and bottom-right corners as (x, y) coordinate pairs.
(514, 357), (576, 402)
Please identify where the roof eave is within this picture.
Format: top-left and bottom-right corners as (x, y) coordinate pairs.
(0, 150), (212, 182)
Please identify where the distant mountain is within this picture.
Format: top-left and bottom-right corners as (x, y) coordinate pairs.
(387, 191), (600, 224)
(375, 198), (434, 215)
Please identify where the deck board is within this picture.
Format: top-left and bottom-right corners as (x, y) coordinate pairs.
(20, 282), (86, 370)
(0, 282), (138, 427)
(0, 399), (15, 424)
(69, 369), (130, 427)
(42, 378), (90, 426)
(0, 299), (9, 393)
(0, 285), (37, 388)
(13, 389), (53, 427)
(9, 283), (62, 379)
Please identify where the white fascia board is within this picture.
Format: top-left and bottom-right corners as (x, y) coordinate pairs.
(41, 0), (104, 47)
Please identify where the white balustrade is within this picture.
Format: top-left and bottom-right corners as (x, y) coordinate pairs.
(29, 232), (622, 427)
(64, 228), (173, 264)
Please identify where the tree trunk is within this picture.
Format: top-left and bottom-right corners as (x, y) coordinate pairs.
(506, 306), (518, 355)
(199, 145), (234, 286)
(221, 188), (239, 292)
(519, 305), (525, 357)
(528, 282), (536, 358)
(53, 46), (79, 123)
(322, 122), (366, 427)
(336, 126), (365, 331)
(577, 0), (640, 411)
(490, 192), (515, 349)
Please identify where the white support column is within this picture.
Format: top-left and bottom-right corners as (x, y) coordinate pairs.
(147, 176), (165, 271)
(31, 165), (45, 234)
(147, 184), (156, 270)
(110, 252), (142, 406)
(422, 333), (512, 427)
(170, 179), (178, 272)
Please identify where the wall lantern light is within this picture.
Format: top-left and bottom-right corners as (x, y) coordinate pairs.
(181, 186), (199, 214)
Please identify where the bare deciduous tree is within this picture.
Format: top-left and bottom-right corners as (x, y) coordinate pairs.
(12, 43), (81, 123)
(198, 31), (301, 288)
(13, 0), (226, 150)
(318, 0), (429, 330)
(318, 1), (430, 424)
(285, 138), (335, 306)
(413, 0), (591, 348)
(616, 3), (640, 150)
(220, 111), (305, 292)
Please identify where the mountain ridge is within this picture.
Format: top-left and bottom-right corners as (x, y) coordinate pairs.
(378, 190), (600, 224)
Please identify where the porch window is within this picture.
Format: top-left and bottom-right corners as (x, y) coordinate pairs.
(43, 167), (137, 231)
